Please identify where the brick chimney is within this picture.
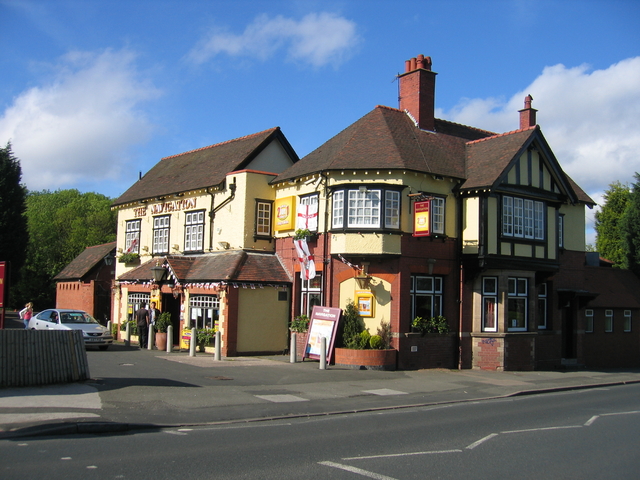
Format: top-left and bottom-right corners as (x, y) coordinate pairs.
(398, 54), (437, 131)
(518, 94), (537, 129)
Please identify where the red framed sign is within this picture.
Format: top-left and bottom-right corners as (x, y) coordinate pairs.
(304, 306), (342, 363)
(413, 200), (431, 237)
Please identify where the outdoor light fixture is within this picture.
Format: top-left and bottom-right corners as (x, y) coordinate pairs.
(354, 262), (371, 289)
(151, 261), (166, 283)
(427, 258), (436, 275)
(103, 253), (114, 266)
(217, 241), (230, 250)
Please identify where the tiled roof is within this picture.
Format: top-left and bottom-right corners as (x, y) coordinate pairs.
(272, 107), (494, 184)
(584, 267), (640, 309)
(113, 127), (296, 207)
(118, 251), (291, 284)
(54, 242), (116, 281)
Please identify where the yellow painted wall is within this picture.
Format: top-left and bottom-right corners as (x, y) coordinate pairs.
(462, 197), (480, 254)
(331, 232), (401, 255)
(560, 203), (587, 251)
(339, 276), (392, 334)
(236, 287), (289, 352)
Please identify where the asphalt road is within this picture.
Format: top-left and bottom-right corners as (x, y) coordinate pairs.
(1, 383), (639, 479)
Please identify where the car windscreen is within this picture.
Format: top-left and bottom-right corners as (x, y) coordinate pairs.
(60, 312), (98, 324)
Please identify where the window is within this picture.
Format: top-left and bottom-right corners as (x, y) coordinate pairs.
(503, 195), (545, 240)
(482, 277), (498, 332)
(605, 309), (613, 333)
(125, 220), (141, 253)
(537, 283), (548, 329)
(585, 309), (594, 333)
(431, 197), (445, 234)
(300, 273), (322, 318)
(256, 200), (272, 237)
(624, 310), (631, 332)
(190, 295), (219, 330)
(558, 214), (565, 248)
(332, 187), (403, 231)
(385, 191), (400, 229)
(410, 275), (443, 322)
(348, 189), (380, 227)
(299, 194), (319, 232)
(507, 277), (528, 331)
(184, 210), (205, 252)
(127, 293), (150, 322)
(153, 215), (170, 254)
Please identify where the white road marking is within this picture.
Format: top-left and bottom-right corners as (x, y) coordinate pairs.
(255, 394), (308, 403)
(466, 433), (499, 450)
(319, 461), (398, 480)
(344, 449), (461, 460)
(362, 389), (408, 396)
(585, 415), (599, 426)
(501, 425), (582, 434)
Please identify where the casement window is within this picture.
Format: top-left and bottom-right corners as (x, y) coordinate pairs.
(537, 283), (548, 329)
(299, 194), (319, 232)
(300, 273), (322, 318)
(152, 215), (170, 254)
(605, 309), (613, 333)
(431, 197), (445, 234)
(624, 310), (632, 332)
(125, 220), (141, 253)
(189, 295), (219, 330)
(503, 195), (545, 240)
(127, 293), (150, 322)
(585, 309), (594, 333)
(332, 187), (402, 230)
(507, 277), (528, 331)
(184, 210), (205, 252)
(255, 200), (273, 237)
(410, 275), (443, 322)
(482, 277), (498, 332)
(558, 214), (565, 249)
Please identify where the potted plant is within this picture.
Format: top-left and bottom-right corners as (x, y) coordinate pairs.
(196, 328), (216, 352)
(118, 252), (140, 264)
(290, 314), (310, 360)
(293, 228), (312, 241)
(334, 302), (396, 370)
(154, 312), (172, 350)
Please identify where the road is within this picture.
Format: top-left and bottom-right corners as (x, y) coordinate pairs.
(2, 382), (639, 479)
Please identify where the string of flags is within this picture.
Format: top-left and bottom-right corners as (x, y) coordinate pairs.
(117, 280), (286, 290)
(338, 254), (362, 270)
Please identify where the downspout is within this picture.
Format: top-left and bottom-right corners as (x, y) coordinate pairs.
(321, 172), (330, 307)
(456, 185), (464, 370)
(207, 178), (237, 251)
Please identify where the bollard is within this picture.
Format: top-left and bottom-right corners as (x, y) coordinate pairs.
(189, 327), (196, 357)
(290, 333), (297, 363)
(214, 330), (221, 361)
(166, 325), (173, 353)
(125, 321), (131, 347)
(107, 320), (111, 333)
(148, 324), (155, 350)
(320, 336), (327, 370)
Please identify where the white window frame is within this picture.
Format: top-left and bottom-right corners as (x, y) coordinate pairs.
(482, 277), (498, 332)
(585, 309), (594, 333)
(300, 273), (322, 318)
(125, 220), (141, 253)
(153, 215), (170, 254)
(384, 191), (400, 229)
(299, 194), (319, 232)
(503, 195), (545, 240)
(127, 293), (150, 323)
(431, 197), (445, 234)
(624, 310), (631, 332)
(537, 283), (547, 329)
(348, 189), (381, 228)
(332, 191), (344, 228)
(605, 309), (613, 333)
(256, 200), (272, 237)
(189, 295), (219, 330)
(184, 210), (205, 252)
(507, 277), (528, 331)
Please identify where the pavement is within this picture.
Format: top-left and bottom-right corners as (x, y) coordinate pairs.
(2, 336), (640, 439)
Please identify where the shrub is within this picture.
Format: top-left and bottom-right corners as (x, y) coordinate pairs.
(290, 314), (310, 333)
(196, 328), (216, 346)
(412, 315), (450, 335)
(119, 320), (138, 336)
(342, 300), (367, 349)
(369, 334), (384, 350)
(376, 320), (392, 349)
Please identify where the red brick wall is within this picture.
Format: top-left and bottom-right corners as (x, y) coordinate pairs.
(56, 281), (95, 314)
(396, 333), (456, 370)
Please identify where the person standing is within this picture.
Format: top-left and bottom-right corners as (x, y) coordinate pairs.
(135, 304), (149, 349)
(149, 301), (161, 328)
(19, 302), (33, 329)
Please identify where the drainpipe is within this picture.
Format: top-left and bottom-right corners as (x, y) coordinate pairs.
(456, 185), (464, 370)
(207, 178), (237, 251)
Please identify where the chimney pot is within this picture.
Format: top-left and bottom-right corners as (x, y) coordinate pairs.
(410, 57), (416, 71)
(519, 94), (537, 129)
(405, 60), (411, 73)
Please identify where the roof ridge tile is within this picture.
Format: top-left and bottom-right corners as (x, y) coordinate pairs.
(466, 125), (537, 145)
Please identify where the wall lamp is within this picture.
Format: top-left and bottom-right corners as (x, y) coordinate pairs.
(151, 261), (167, 284)
(217, 241), (230, 250)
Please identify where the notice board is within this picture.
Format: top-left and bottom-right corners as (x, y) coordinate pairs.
(305, 306), (342, 363)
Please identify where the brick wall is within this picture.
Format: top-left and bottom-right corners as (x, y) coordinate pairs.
(396, 333), (456, 370)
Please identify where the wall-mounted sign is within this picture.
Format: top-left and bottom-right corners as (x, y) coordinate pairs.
(355, 291), (375, 317)
(150, 198), (197, 215)
(413, 200), (431, 237)
(304, 306), (341, 363)
(274, 196), (295, 231)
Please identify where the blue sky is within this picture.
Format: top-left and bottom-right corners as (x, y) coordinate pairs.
(1, 0), (639, 244)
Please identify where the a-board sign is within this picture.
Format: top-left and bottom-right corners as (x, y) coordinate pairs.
(305, 305), (342, 363)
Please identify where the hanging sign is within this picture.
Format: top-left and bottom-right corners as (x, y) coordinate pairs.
(274, 196), (295, 231)
(304, 306), (342, 363)
(413, 200), (431, 237)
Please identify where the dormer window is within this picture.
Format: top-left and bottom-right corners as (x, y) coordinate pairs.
(502, 195), (544, 240)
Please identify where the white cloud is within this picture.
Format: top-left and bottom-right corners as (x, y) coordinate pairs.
(0, 49), (161, 192)
(187, 12), (361, 68)
(441, 57), (640, 198)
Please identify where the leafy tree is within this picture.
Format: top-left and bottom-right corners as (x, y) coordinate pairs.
(622, 174), (640, 275)
(0, 142), (28, 305)
(14, 189), (116, 308)
(595, 181), (630, 266)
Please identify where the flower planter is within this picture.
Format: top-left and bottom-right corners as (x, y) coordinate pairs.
(334, 348), (397, 371)
(295, 332), (309, 361)
(155, 332), (167, 351)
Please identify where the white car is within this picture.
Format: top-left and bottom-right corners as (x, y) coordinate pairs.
(28, 309), (114, 350)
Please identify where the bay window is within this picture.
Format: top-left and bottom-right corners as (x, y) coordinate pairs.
(508, 277), (528, 331)
(503, 195), (545, 240)
(332, 186), (402, 231)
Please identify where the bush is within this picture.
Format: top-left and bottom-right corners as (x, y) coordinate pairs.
(196, 328), (216, 346)
(290, 314), (309, 333)
(342, 300), (367, 349)
(376, 320), (392, 349)
(412, 315), (450, 335)
(119, 320), (138, 336)
(369, 334), (384, 349)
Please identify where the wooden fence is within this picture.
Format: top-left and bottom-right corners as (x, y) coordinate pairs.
(0, 329), (90, 387)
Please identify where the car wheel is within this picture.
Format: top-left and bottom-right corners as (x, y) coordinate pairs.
(98, 345), (109, 351)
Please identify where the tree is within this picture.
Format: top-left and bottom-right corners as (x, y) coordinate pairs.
(595, 181), (630, 266)
(0, 142), (28, 305)
(13, 189), (117, 308)
(622, 174), (640, 275)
